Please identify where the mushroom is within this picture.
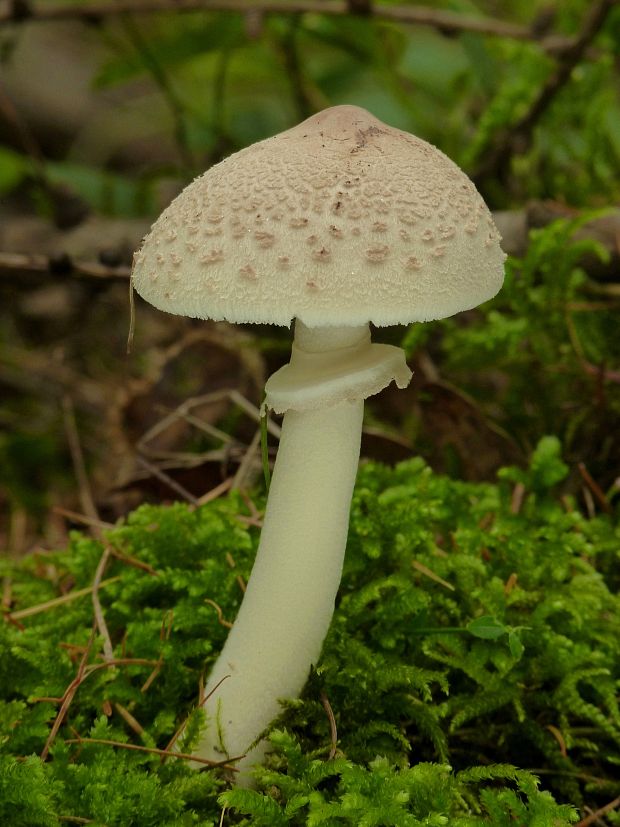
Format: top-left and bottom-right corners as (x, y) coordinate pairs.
(131, 105), (505, 780)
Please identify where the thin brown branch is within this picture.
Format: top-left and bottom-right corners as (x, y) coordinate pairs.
(164, 673), (230, 756)
(578, 462), (612, 514)
(0, 251), (130, 282)
(52, 506), (115, 532)
(108, 546), (160, 577)
(545, 724), (568, 757)
(63, 736), (242, 770)
(196, 477), (234, 506)
(225, 552), (246, 593)
(33, 658), (161, 703)
(62, 396), (99, 527)
(473, 0), (618, 186)
(41, 625), (97, 761)
(576, 796), (620, 827)
(231, 428), (262, 491)
(92, 547), (115, 661)
(0, 0), (571, 47)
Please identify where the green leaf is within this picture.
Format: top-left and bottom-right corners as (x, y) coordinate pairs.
(466, 616), (507, 640)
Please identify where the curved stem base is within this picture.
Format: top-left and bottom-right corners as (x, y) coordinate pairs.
(194, 399), (364, 778)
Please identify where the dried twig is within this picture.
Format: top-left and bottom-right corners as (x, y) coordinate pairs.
(63, 736), (241, 770)
(576, 796), (620, 827)
(163, 673), (230, 757)
(577, 462), (612, 514)
(108, 546), (159, 577)
(196, 477), (234, 506)
(0, 251), (129, 282)
(225, 552), (247, 593)
(545, 724), (568, 757)
(114, 702), (145, 735)
(33, 658), (162, 703)
(319, 690), (338, 760)
(0, 0), (576, 50)
(411, 559), (455, 591)
(52, 506), (115, 532)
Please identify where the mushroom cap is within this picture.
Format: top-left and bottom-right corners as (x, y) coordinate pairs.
(132, 105), (505, 327)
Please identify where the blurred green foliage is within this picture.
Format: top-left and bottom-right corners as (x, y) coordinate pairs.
(2, 0), (619, 210)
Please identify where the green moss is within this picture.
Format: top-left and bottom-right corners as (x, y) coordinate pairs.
(1, 439), (618, 824)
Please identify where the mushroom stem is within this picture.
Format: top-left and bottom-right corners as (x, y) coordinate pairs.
(194, 323), (368, 780)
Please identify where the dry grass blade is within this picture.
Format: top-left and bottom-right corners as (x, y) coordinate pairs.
(108, 546), (159, 576)
(412, 559), (455, 591)
(196, 477), (234, 506)
(7, 577), (120, 621)
(41, 625), (97, 761)
(62, 396), (100, 529)
(92, 547), (114, 662)
(320, 690), (338, 760)
(114, 702), (145, 735)
(578, 462), (612, 513)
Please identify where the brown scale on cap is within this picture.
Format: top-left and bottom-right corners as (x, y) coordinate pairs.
(132, 105), (505, 327)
